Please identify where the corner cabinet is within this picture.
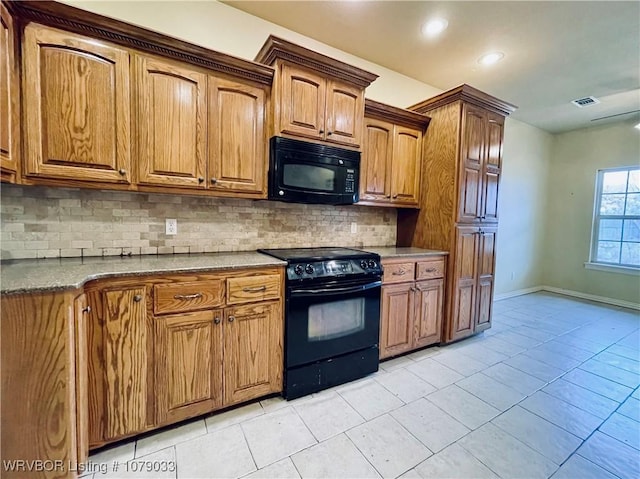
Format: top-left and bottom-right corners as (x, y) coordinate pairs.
(1, 3), (19, 183)
(255, 35), (378, 149)
(379, 255), (446, 359)
(399, 84), (516, 343)
(359, 99), (430, 207)
(22, 24), (132, 185)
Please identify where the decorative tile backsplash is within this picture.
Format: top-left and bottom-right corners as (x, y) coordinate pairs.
(0, 185), (397, 260)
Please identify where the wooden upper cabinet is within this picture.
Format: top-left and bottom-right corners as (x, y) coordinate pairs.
(482, 114), (505, 222)
(458, 104), (486, 222)
(22, 24), (131, 184)
(223, 301), (282, 406)
(360, 118), (393, 202)
(135, 55), (207, 188)
(155, 310), (223, 425)
(255, 35), (377, 149)
(325, 79), (363, 147)
(390, 126), (422, 206)
(0, 3), (18, 183)
(360, 100), (429, 207)
(279, 64), (325, 141)
(209, 77), (267, 195)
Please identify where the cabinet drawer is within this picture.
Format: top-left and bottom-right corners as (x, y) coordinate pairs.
(383, 262), (415, 284)
(416, 258), (445, 280)
(227, 275), (281, 305)
(154, 280), (225, 315)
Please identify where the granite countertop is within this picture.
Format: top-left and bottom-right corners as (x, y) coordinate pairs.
(364, 246), (448, 258)
(0, 252), (287, 295)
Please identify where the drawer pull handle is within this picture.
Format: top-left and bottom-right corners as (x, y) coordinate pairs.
(214, 317), (221, 325)
(174, 293), (203, 300)
(424, 268), (437, 273)
(133, 295), (143, 302)
(242, 286), (267, 293)
(392, 269), (406, 276)
(228, 316), (235, 323)
(82, 306), (92, 314)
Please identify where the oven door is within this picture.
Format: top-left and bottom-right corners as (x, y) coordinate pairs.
(286, 278), (381, 368)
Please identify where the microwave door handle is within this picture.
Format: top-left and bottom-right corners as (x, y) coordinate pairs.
(291, 280), (382, 297)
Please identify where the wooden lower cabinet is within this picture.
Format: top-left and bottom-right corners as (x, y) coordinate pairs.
(155, 310), (223, 425)
(379, 256), (446, 359)
(224, 302), (283, 405)
(73, 293), (90, 465)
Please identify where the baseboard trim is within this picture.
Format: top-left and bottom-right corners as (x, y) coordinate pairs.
(494, 286), (544, 301)
(541, 285), (640, 311)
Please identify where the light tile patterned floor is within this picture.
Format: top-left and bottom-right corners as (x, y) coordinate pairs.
(83, 292), (640, 479)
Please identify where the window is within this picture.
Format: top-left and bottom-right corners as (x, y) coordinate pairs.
(590, 166), (640, 268)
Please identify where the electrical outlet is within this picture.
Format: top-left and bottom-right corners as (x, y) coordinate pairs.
(351, 222), (357, 233)
(166, 218), (177, 235)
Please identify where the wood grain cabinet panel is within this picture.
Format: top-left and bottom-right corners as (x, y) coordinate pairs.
(360, 119), (393, 202)
(390, 126), (422, 206)
(224, 302), (282, 405)
(326, 79), (363, 147)
(155, 310), (223, 424)
(209, 77), (267, 195)
(226, 274), (281, 305)
(380, 283), (414, 359)
(450, 226), (479, 342)
(135, 55), (207, 188)
(482, 114), (505, 222)
(475, 226), (497, 332)
(153, 279), (225, 315)
(74, 293), (89, 465)
(22, 24), (131, 184)
(414, 279), (444, 349)
(458, 105), (485, 223)
(279, 64), (325, 140)
(1, 3), (18, 183)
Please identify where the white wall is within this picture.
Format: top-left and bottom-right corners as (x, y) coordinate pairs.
(495, 119), (553, 295)
(543, 122), (640, 304)
(62, 0), (552, 296)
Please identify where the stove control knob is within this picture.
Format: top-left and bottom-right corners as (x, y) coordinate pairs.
(368, 259), (377, 269)
(305, 264), (315, 274)
(293, 264), (304, 276)
(360, 259), (368, 269)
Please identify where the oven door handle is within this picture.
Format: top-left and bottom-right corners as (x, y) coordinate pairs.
(290, 280), (382, 297)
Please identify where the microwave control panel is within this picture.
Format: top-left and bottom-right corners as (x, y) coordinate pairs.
(345, 169), (356, 193)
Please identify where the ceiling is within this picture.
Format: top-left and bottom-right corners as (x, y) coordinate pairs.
(224, 0), (640, 133)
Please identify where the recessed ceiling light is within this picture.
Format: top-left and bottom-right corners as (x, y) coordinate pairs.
(478, 52), (504, 65)
(421, 18), (448, 37)
(635, 122), (640, 130)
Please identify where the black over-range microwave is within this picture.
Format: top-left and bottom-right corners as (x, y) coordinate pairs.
(268, 136), (360, 205)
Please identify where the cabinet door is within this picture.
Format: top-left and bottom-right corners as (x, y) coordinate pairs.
(481, 114), (504, 222)
(475, 227), (497, 332)
(155, 310), (223, 424)
(223, 302), (282, 406)
(101, 287), (149, 441)
(325, 79), (363, 147)
(448, 226), (479, 342)
(22, 24), (131, 184)
(360, 118), (393, 202)
(0, 4), (18, 182)
(74, 294), (89, 464)
(391, 126), (422, 206)
(135, 56), (207, 188)
(279, 64), (325, 140)
(413, 279), (444, 348)
(457, 105), (486, 222)
(209, 77), (267, 195)
(380, 283), (414, 359)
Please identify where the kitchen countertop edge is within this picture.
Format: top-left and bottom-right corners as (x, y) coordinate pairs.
(363, 246), (449, 258)
(0, 252), (288, 296)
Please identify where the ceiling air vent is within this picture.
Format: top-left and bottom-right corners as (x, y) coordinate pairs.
(571, 96), (600, 108)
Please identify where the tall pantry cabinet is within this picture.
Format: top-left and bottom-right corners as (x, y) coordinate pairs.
(398, 85), (516, 343)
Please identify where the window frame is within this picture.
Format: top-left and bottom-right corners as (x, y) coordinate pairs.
(588, 165), (640, 270)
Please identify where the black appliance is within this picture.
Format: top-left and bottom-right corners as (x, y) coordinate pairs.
(268, 136), (360, 205)
(258, 247), (382, 399)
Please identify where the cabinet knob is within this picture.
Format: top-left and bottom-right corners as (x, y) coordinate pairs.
(319, 129), (324, 134)
(228, 315), (235, 323)
(392, 194), (398, 199)
(198, 177), (204, 183)
(118, 168), (126, 176)
(82, 306), (91, 314)
(210, 177), (218, 184)
(386, 194), (391, 199)
(214, 317), (221, 325)
(327, 131), (333, 136)
(133, 294), (143, 302)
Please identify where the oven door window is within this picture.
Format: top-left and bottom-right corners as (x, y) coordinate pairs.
(282, 163), (336, 192)
(308, 297), (365, 342)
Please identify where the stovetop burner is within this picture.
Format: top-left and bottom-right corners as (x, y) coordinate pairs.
(258, 247), (376, 262)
